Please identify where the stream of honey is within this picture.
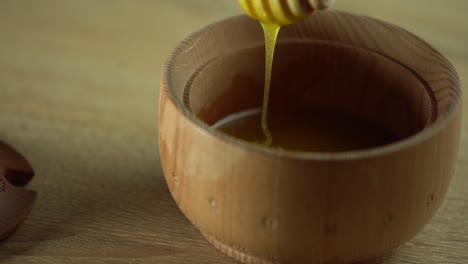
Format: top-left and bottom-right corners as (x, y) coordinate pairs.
(214, 21), (398, 151)
(259, 22), (281, 147)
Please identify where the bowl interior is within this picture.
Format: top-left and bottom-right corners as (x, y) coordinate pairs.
(163, 12), (460, 157)
(186, 41), (433, 143)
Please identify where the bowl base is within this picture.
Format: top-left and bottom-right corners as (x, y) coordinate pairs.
(202, 232), (394, 264)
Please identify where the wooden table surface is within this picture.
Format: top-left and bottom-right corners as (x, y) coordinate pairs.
(0, 1), (466, 263)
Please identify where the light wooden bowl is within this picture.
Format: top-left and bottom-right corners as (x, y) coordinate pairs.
(159, 11), (462, 264)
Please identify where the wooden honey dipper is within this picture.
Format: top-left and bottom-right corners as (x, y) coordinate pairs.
(238, 0), (335, 25)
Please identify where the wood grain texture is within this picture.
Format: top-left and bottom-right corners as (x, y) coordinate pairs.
(0, 0), (466, 263)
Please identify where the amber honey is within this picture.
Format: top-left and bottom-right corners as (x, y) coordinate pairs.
(214, 109), (399, 152)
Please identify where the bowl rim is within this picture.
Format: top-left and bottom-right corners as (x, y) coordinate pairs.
(161, 12), (462, 161)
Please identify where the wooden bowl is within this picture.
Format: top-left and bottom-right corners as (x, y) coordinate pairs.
(159, 11), (462, 264)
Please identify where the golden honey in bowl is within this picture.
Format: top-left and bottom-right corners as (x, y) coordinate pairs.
(214, 108), (399, 152)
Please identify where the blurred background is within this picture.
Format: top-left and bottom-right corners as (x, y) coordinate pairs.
(1, 0), (467, 132)
(0, 0), (466, 141)
(0, 1), (466, 263)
